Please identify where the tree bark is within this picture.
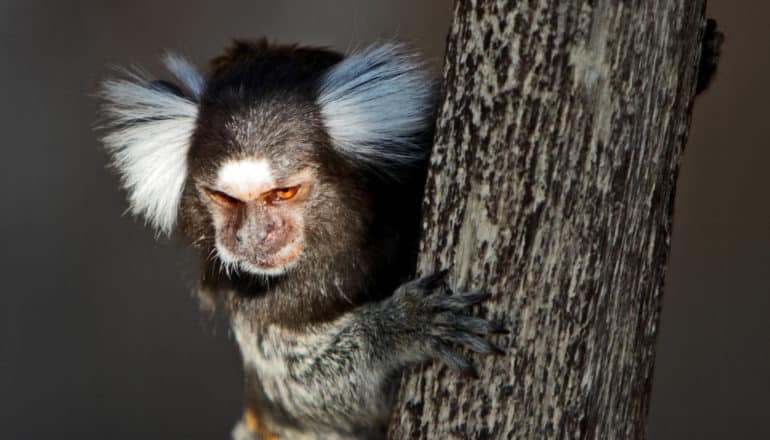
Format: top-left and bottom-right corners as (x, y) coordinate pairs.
(389, 0), (707, 438)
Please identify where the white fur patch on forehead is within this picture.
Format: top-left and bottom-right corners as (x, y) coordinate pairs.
(317, 43), (435, 170)
(99, 52), (203, 236)
(217, 159), (276, 200)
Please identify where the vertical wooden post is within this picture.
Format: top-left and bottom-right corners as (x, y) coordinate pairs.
(389, 1), (708, 438)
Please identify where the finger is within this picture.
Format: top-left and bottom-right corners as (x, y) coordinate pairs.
(430, 292), (490, 311)
(434, 342), (476, 377)
(442, 331), (504, 355)
(415, 269), (450, 289)
(434, 314), (507, 335)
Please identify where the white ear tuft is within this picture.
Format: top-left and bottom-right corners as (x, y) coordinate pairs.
(317, 43), (435, 169)
(99, 59), (202, 236)
(162, 53), (205, 99)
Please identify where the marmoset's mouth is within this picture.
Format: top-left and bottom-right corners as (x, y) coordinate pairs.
(255, 241), (303, 270)
(215, 239), (304, 277)
(233, 240), (304, 277)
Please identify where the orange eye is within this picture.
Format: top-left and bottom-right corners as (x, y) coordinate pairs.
(273, 186), (300, 201)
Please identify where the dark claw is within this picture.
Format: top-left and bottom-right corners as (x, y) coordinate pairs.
(490, 342), (505, 356)
(490, 321), (510, 335)
(461, 366), (480, 380)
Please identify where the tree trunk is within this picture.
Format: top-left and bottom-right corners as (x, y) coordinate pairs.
(389, 0), (708, 438)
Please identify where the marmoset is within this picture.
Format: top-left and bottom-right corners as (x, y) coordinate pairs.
(99, 40), (502, 439)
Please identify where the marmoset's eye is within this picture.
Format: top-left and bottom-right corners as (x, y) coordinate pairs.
(204, 188), (242, 207)
(269, 186), (300, 202)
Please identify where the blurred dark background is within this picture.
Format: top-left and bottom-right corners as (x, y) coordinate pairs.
(0, 1), (766, 438)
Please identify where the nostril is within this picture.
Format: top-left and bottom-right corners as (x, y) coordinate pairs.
(260, 220), (278, 242)
(256, 227), (269, 242)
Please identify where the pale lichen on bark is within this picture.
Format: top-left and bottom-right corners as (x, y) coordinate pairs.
(390, 0), (707, 438)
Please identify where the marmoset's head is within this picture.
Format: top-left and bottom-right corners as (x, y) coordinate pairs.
(99, 40), (435, 279)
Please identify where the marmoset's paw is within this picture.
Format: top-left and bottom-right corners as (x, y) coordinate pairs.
(390, 270), (506, 377)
